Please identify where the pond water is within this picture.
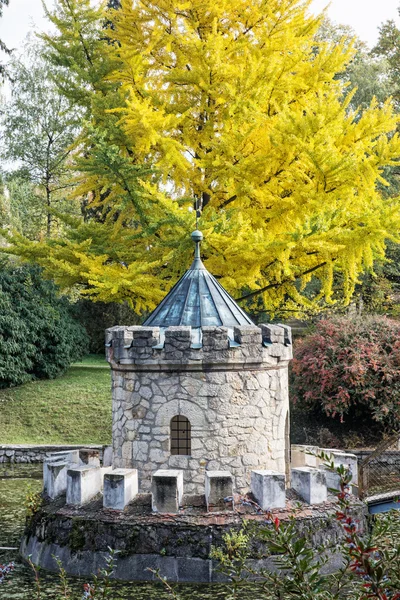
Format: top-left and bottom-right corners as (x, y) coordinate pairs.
(0, 464), (263, 600)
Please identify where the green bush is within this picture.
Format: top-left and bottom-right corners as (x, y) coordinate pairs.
(0, 261), (88, 388)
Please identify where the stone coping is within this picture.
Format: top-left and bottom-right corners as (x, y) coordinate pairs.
(365, 489), (400, 504)
(0, 444), (105, 464)
(0, 444), (103, 450)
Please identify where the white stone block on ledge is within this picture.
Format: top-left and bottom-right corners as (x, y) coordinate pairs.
(79, 448), (101, 467)
(102, 446), (113, 468)
(323, 450), (359, 485)
(291, 445), (320, 468)
(103, 468), (138, 510)
(205, 471), (234, 512)
(43, 451), (80, 498)
(152, 469), (183, 513)
(291, 467), (327, 505)
(251, 470), (286, 510)
(66, 466), (108, 506)
(44, 462), (69, 499)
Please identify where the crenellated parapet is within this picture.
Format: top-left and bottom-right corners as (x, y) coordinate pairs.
(105, 324), (292, 371)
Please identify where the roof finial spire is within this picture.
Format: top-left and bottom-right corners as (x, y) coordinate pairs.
(191, 229), (204, 269)
(195, 194), (200, 230)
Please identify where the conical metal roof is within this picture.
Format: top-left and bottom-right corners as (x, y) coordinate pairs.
(143, 230), (254, 342)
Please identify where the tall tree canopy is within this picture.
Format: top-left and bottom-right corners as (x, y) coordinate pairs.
(0, 0), (11, 76)
(1, 48), (81, 237)
(3, 0), (400, 317)
(373, 10), (400, 104)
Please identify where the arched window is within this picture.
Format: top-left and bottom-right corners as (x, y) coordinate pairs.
(170, 415), (191, 456)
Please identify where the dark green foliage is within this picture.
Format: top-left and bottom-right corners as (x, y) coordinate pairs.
(0, 261), (88, 388)
(74, 298), (140, 354)
(355, 241), (400, 317)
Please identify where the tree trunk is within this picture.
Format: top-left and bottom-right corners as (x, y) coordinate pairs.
(46, 184), (51, 238)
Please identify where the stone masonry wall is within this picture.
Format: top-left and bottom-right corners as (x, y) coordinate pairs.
(107, 324), (292, 495)
(0, 445), (103, 464)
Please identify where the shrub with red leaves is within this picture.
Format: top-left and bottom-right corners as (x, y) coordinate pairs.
(291, 316), (400, 428)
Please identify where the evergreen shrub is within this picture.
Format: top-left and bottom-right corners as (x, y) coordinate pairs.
(0, 261), (88, 388)
(291, 315), (400, 429)
(74, 299), (140, 354)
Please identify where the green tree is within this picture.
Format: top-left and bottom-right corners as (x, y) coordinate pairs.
(0, 0), (11, 76)
(1, 173), (49, 239)
(373, 11), (400, 102)
(1, 45), (81, 237)
(317, 19), (395, 112)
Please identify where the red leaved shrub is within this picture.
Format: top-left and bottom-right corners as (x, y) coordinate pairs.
(291, 316), (400, 428)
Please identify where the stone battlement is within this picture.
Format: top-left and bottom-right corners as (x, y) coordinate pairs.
(105, 324), (292, 371)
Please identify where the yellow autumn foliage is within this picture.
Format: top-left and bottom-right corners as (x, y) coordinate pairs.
(4, 0), (400, 315)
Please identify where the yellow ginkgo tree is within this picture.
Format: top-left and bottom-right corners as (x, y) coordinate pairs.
(4, 0), (400, 316)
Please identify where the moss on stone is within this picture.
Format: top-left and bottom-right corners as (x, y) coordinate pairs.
(69, 518), (86, 552)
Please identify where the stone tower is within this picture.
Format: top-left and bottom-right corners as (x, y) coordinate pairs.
(106, 231), (292, 495)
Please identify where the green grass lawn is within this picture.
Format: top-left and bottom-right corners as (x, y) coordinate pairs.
(0, 355), (112, 445)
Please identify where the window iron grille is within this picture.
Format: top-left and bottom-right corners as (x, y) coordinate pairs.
(170, 415), (191, 456)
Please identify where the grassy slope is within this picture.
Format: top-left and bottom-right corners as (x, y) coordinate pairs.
(0, 355), (111, 445)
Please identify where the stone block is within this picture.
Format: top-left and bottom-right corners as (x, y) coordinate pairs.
(291, 445), (320, 468)
(130, 327), (160, 349)
(165, 326), (192, 353)
(327, 451), (358, 485)
(201, 327), (230, 351)
(321, 466), (341, 492)
(47, 449), (80, 463)
(103, 469), (138, 510)
(277, 323), (292, 345)
(106, 326), (160, 362)
(291, 467), (327, 505)
(44, 461), (69, 499)
(152, 470), (184, 513)
(106, 326), (131, 360)
(261, 324), (285, 344)
(251, 470), (286, 510)
(43, 451), (80, 496)
(233, 326), (262, 345)
(321, 450), (358, 495)
(66, 466), (104, 506)
(79, 448), (100, 467)
(103, 446), (113, 467)
(205, 471), (234, 512)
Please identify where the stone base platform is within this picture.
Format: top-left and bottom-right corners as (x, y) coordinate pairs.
(20, 493), (367, 583)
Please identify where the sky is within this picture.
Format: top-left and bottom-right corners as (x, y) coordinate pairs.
(310, 0), (400, 46)
(0, 0), (400, 52)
